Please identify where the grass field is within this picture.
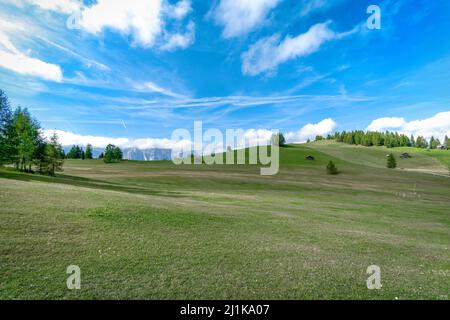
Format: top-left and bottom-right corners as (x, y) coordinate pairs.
(0, 141), (449, 299)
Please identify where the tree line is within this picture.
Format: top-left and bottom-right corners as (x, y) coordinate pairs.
(0, 90), (64, 175)
(65, 144), (123, 163)
(314, 131), (450, 149)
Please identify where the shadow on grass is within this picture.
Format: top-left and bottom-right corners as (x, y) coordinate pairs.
(0, 169), (185, 198)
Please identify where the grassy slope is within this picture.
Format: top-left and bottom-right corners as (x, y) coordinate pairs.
(0, 142), (449, 299)
(307, 141), (450, 174)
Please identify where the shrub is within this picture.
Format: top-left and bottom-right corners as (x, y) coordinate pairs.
(387, 154), (397, 168)
(326, 161), (338, 175)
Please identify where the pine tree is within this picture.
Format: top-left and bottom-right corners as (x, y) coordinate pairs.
(114, 146), (123, 160)
(0, 90), (13, 164)
(36, 133), (64, 175)
(326, 160), (338, 175)
(85, 144), (93, 159)
(429, 136), (436, 149)
(66, 145), (84, 159)
(445, 135), (449, 149)
(387, 154), (397, 169)
(416, 136), (428, 149)
(429, 136), (440, 149)
(13, 107), (41, 172)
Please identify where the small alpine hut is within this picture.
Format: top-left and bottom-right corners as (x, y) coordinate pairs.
(400, 152), (412, 159)
(305, 155), (315, 161)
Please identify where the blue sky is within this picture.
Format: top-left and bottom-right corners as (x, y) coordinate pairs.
(0, 0), (449, 147)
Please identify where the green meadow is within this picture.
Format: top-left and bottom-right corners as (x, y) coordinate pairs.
(0, 141), (449, 299)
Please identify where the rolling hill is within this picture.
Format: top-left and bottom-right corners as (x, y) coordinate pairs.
(0, 142), (449, 299)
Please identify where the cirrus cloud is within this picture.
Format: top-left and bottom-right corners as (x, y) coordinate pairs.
(0, 18), (63, 82)
(241, 21), (357, 76)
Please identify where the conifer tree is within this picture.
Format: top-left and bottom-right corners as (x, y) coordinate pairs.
(387, 154), (397, 169)
(326, 160), (338, 175)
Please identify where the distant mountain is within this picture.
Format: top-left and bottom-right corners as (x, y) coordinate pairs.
(122, 148), (172, 161)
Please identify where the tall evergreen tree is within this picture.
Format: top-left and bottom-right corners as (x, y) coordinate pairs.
(415, 136), (428, 149)
(429, 136), (436, 149)
(85, 144), (93, 159)
(0, 90), (14, 164)
(13, 107), (41, 172)
(429, 136), (440, 149)
(410, 134), (415, 147)
(46, 133), (64, 175)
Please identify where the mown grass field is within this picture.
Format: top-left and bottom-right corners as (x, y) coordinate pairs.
(0, 141), (449, 299)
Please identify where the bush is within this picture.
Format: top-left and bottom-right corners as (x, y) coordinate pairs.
(387, 154), (397, 168)
(326, 161), (338, 175)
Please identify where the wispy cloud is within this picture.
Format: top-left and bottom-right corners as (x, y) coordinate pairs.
(12, 0), (82, 14)
(241, 21), (358, 76)
(0, 18), (63, 82)
(38, 37), (110, 71)
(211, 0), (281, 38)
(134, 81), (188, 99)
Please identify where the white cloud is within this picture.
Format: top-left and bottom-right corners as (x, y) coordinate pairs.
(14, 0), (194, 50)
(160, 21), (195, 51)
(242, 21), (348, 76)
(43, 130), (192, 155)
(77, 0), (195, 49)
(44, 130), (129, 148)
(286, 118), (337, 143)
(367, 112), (450, 141)
(0, 22), (63, 82)
(166, 0), (192, 20)
(77, 0), (163, 48)
(212, 0), (281, 38)
(366, 117), (406, 131)
(44, 129), (193, 151)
